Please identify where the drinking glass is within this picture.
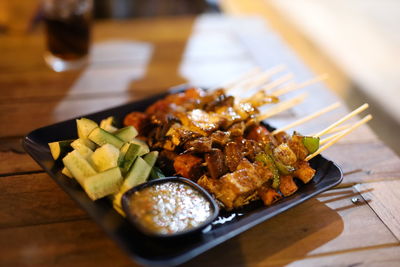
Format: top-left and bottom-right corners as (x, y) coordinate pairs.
(42, 0), (93, 72)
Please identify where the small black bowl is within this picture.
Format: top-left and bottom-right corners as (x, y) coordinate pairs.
(121, 177), (220, 239)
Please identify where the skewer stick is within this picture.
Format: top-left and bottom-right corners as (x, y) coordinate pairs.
(272, 102), (340, 135)
(222, 67), (261, 91)
(272, 74), (328, 97)
(314, 103), (369, 137)
(324, 123), (352, 135)
(257, 93), (308, 121)
(225, 64), (286, 93)
(306, 114), (373, 161)
(261, 73), (294, 92)
(319, 131), (342, 145)
(240, 65), (287, 93)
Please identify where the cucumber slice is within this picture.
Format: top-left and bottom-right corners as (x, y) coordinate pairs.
(77, 118), (98, 139)
(149, 166), (165, 180)
(91, 144), (120, 172)
(88, 127), (124, 149)
(130, 138), (149, 156)
(119, 143), (140, 174)
(62, 167), (73, 178)
(121, 156), (152, 192)
(71, 139), (93, 159)
(48, 140), (72, 160)
(63, 150), (97, 185)
(83, 167), (123, 201)
(100, 116), (117, 133)
(114, 126), (138, 142)
(143, 151), (159, 167)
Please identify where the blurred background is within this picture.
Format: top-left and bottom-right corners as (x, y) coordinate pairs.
(1, 0), (399, 155)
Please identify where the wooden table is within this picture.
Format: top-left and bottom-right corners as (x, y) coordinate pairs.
(1, 15), (400, 266)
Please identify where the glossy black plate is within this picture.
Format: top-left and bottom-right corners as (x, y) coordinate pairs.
(23, 89), (343, 266)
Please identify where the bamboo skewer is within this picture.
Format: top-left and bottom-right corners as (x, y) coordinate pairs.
(322, 123), (352, 135)
(319, 131), (342, 145)
(314, 103), (369, 137)
(260, 73), (294, 93)
(306, 114), (373, 161)
(225, 64), (286, 93)
(271, 102), (340, 135)
(240, 65), (287, 93)
(257, 93), (307, 121)
(272, 74), (329, 97)
(222, 67), (261, 91)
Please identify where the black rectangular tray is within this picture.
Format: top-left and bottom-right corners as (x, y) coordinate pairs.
(23, 90), (343, 266)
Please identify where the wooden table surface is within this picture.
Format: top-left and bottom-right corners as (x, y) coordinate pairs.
(1, 15), (400, 266)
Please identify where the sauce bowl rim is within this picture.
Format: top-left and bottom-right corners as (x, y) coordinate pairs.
(121, 176), (220, 239)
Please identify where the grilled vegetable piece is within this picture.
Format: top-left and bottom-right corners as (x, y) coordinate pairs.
(83, 167), (123, 201)
(255, 152), (280, 189)
(302, 136), (320, 154)
(48, 140), (73, 160)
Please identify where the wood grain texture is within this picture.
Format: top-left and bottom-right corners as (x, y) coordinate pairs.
(355, 181), (400, 241)
(184, 188), (400, 266)
(0, 173), (87, 228)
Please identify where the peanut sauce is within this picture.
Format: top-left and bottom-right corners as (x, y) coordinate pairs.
(128, 181), (213, 235)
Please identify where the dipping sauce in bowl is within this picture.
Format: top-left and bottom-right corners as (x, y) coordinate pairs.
(122, 177), (219, 237)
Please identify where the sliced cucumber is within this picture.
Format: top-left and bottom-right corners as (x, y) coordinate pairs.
(48, 140), (72, 160)
(100, 116), (117, 133)
(143, 151), (159, 167)
(62, 167), (73, 178)
(149, 166), (165, 180)
(88, 127), (124, 149)
(121, 156), (152, 193)
(130, 138), (149, 156)
(83, 167), (123, 201)
(91, 143), (120, 172)
(114, 126), (138, 142)
(63, 150), (97, 185)
(119, 143), (140, 174)
(71, 139), (93, 159)
(77, 118), (98, 139)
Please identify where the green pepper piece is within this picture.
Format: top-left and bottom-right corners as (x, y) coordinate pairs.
(274, 160), (295, 175)
(303, 136), (320, 154)
(255, 152), (280, 189)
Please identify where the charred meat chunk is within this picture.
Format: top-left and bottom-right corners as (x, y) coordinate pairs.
(205, 148), (228, 179)
(173, 154), (204, 180)
(184, 137), (213, 153)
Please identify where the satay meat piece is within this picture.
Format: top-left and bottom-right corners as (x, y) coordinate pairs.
(224, 142), (243, 172)
(279, 175), (298, 197)
(173, 154), (204, 181)
(258, 186), (282, 206)
(294, 160), (316, 183)
(211, 159), (273, 210)
(205, 148), (228, 179)
(287, 133), (309, 161)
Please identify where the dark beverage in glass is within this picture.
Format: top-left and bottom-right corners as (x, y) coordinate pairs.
(43, 0), (92, 72)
